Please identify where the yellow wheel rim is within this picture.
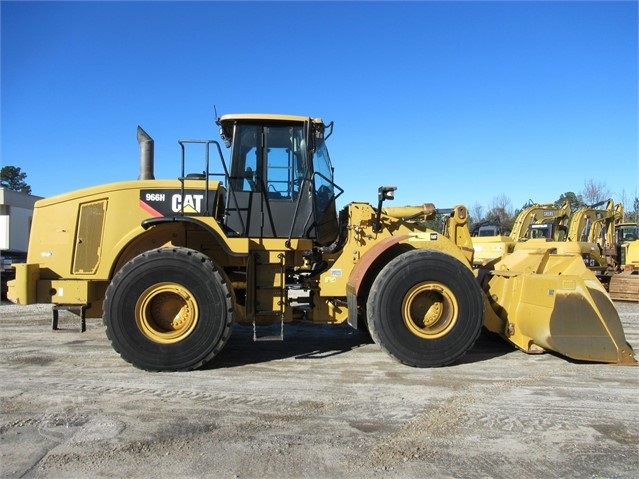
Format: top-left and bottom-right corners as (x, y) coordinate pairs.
(402, 283), (458, 339)
(135, 282), (199, 344)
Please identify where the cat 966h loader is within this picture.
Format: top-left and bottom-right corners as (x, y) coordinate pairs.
(7, 114), (637, 370)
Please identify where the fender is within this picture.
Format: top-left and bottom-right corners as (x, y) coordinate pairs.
(345, 232), (470, 329)
(141, 216), (246, 258)
(346, 232), (470, 297)
(346, 234), (410, 298)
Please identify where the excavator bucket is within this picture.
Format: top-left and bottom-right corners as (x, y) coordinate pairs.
(479, 249), (637, 365)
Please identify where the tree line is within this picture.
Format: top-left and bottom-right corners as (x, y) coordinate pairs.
(467, 179), (638, 232)
(1, 166), (31, 194)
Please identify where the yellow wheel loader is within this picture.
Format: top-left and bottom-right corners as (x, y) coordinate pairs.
(7, 114), (636, 370)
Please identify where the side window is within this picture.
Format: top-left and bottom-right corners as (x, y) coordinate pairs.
(231, 125), (260, 192)
(230, 123), (309, 198)
(312, 140), (334, 214)
(265, 125), (306, 199)
(266, 145), (291, 198)
(243, 146), (258, 192)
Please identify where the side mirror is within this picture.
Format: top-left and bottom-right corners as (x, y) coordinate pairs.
(373, 186), (398, 232)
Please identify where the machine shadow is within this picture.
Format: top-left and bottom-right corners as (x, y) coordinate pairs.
(454, 330), (516, 365)
(204, 322), (514, 369)
(203, 322), (369, 369)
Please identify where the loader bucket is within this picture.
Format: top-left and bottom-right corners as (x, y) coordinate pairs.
(480, 250), (637, 365)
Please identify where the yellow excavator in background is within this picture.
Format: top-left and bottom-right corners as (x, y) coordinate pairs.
(473, 198), (638, 301)
(517, 199), (618, 287)
(566, 199), (620, 244)
(7, 113), (636, 370)
(609, 222), (639, 302)
(472, 201), (571, 265)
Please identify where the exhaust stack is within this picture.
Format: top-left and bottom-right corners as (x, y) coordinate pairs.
(137, 126), (155, 180)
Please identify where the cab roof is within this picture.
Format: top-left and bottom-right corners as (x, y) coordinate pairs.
(218, 113), (324, 125)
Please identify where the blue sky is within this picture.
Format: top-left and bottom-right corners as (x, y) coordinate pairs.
(2, 0), (637, 217)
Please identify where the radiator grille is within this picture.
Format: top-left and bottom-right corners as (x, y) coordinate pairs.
(73, 199), (107, 274)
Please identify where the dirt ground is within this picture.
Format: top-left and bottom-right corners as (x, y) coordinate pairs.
(1, 300), (638, 479)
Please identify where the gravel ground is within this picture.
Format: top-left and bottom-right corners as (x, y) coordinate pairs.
(1, 300), (638, 479)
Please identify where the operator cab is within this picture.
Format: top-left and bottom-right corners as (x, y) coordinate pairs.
(217, 114), (341, 245)
(616, 224), (638, 243)
(528, 222), (567, 241)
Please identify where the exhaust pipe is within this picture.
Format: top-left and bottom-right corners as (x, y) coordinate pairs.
(137, 126), (155, 180)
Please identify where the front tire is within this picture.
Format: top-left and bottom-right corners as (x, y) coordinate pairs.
(103, 247), (234, 371)
(366, 249), (484, 367)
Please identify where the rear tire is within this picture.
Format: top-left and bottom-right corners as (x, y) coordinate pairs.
(103, 247), (234, 371)
(366, 249), (484, 367)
